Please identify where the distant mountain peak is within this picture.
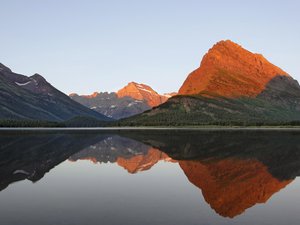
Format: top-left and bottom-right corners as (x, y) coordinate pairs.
(70, 82), (175, 119)
(81, 92), (100, 99)
(179, 40), (289, 98)
(120, 82), (158, 94)
(117, 82), (168, 107)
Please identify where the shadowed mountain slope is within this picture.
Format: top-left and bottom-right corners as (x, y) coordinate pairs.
(0, 63), (111, 121)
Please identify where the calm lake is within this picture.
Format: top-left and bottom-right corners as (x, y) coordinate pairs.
(0, 129), (300, 225)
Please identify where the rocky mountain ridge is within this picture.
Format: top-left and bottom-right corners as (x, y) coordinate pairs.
(70, 82), (174, 119)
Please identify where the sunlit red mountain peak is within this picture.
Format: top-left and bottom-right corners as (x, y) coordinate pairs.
(178, 40), (289, 98)
(117, 82), (168, 107)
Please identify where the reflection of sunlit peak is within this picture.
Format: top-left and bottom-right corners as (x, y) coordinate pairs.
(117, 148), (170, 174)
(179, 158), (293, 218)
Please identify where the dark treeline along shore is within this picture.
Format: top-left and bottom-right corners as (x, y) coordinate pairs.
(2, 117), (300, 128)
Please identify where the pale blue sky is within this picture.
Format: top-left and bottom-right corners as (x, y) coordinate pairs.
(1, 0), (299, 95)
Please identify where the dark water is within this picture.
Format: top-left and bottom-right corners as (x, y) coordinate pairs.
(1, 129), (300, 225)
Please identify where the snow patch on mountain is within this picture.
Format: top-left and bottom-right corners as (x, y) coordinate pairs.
(15, 81), (32, 86)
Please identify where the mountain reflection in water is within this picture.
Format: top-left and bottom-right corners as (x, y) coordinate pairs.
(1, 130), (300, 219)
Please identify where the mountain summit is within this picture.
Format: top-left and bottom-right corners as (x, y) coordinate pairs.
(117, 82), (168, 107)
(179, 40), (289, 98)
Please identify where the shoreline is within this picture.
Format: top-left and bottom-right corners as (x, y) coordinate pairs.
(1, 126), (300, 131)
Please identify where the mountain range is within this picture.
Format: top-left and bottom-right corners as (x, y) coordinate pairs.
(1, 39), (300, 125)
(70, 82), (174, 119)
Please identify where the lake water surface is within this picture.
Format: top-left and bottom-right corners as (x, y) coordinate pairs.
(1, 129), (300, 225)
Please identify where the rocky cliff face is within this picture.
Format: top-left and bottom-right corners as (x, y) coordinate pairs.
(257, 75), (300, 111)
(179, 40), (290, 98)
